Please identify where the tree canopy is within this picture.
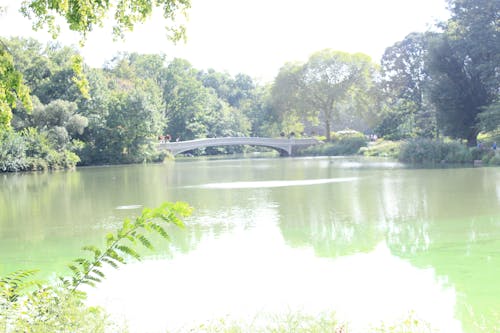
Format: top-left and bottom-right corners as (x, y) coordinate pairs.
(20, 0), (191, 41)
(271, 50), (379, 140)
(1, 0), (499, 171)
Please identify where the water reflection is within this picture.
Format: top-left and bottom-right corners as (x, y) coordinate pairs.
(90, 237), (462, 333)
(1, 158), (499, 332)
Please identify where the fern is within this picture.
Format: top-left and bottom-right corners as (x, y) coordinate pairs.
(0, 269), (40, 303)
(66, 201), (192, 292)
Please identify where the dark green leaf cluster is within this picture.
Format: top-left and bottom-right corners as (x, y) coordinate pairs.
(399, 138), (473, 164)
(379, 0), (499, 145)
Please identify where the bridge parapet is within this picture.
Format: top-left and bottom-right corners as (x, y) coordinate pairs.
(158, 137), (319, 156)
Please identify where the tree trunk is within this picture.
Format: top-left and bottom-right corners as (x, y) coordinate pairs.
(467, 129), (479, 147)
(325, 120), (331, 141)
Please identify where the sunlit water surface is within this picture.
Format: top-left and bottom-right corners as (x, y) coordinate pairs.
(1, 157), (499, 332)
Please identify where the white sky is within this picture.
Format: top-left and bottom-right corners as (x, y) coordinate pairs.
(0, 0), (449, 82)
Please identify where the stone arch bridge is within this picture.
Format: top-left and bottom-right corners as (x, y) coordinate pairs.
(158, 137), (320, 156)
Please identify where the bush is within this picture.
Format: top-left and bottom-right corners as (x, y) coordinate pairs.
(0, 128), (81, 172)
(399, 138), (473, 164)
(360, 140), (401, 158)
(297, 130), (368, 156)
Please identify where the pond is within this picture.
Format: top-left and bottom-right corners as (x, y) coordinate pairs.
(1, 156), (499, 332)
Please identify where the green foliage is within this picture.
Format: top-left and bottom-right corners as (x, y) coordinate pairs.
(0, 269), (40, 303)
(298, 130), (368, 156)
(426, 0), (499, 146)
(0, 46), (32, 129)
(188, 311), (442, 333)
(360, 140), (401, 158)
(0, 128), (79, 171)
(478, 100), (500, 132)
(20, 0), (191, 42)
(380, 32), (437, 140)
(189, 311), (343, 333)
(372, 312), (434, 333)
(399, 138), (473, 164)
(271, 50), (379, 142)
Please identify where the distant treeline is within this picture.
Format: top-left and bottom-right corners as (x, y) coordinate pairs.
(0, 0), (498, 171)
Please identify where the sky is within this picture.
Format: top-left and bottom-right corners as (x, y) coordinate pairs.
(0, 0), (450, 82)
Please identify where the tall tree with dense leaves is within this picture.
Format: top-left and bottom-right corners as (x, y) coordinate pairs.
(163, 59), (215, 140)
(273, 50), (377, 141)
(0, 44), (31, 130)
(270, 62), (306, 136)
(379, 32), (437, 139)
(427, 0), (499, 145)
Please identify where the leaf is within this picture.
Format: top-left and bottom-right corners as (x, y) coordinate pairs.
(90, 268), (105, 279)
(116, 245), (141, 260)
(81, 280), (96, 288)
(106, 232), (115, 247)
(107, 249), (126, 264)
(85, 275), (102, 283)
(68, 265), (81, 275)
(137, 234), (154, 250)
(101, 257), (120, 269)
(82, 245), (102, 258)
(150, 223), (170, 240)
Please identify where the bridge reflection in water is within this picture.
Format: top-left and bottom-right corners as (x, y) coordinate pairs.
(158, 137), (320, 156)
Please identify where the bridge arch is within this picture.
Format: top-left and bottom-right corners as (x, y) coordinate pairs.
(158, 137), (319, 157)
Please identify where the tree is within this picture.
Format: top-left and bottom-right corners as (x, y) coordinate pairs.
(29, 98), (88, 150)
(20, 0), (191, 42)
(379, 32), (437, 139)
(427, 0), (499, 145)
(4, 37), (89, 106)
(163, 59), (217, 140)
(105, 82), (165, 162)
(271, 50), (378, 141)
(0, 44), (31, 130)
(270, 62), (306, 136)
(1, 0), (190, 131)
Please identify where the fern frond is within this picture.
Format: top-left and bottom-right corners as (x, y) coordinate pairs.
(101, 257), (120, 269)
(85, 275), (102, 283)
(65, 201), (192, 293)
(91, 268), (105, 279)
(81, 280), (96, 287)
(150, 223), (170, 240)
(0, 269), (41, 302)
(136, 233), (154, 250)
(107, 249), (126, 264)
(116, 245), (141, 260)
(83, 245), (102, 259)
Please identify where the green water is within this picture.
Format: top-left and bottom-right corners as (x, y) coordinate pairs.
(1, 157), (499, 332)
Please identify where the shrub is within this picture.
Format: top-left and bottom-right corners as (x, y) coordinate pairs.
(441, 141), (472, 163)
(360, 140), (401, 158)
(488, 153), (500, 165)
(297, 130), (367, 156)
(399, 138), (473, 164)
(0, 128), (82, 172)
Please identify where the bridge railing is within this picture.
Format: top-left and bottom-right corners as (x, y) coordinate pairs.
(158, 137), (320, 156)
